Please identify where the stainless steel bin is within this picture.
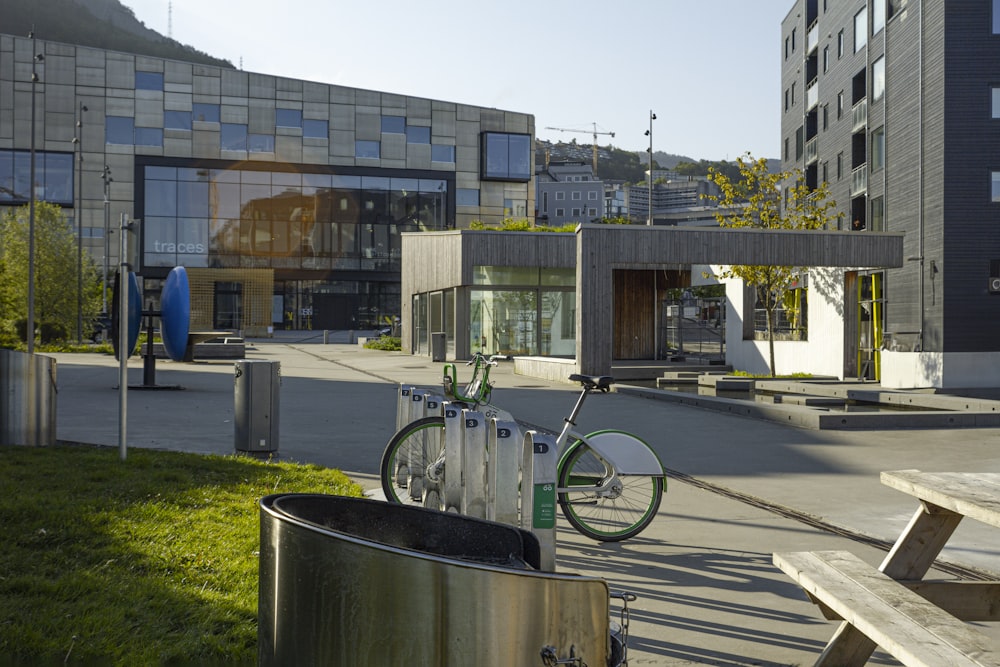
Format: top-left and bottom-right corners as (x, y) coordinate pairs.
(234, 360), (279, 454)
(259, 494), (611, 666)
(0, 350), (56, 446)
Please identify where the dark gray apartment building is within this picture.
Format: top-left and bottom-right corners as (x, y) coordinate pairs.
(780, 0), (1000, 388)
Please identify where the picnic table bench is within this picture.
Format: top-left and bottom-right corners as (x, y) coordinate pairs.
(774, 470), (1000, 666)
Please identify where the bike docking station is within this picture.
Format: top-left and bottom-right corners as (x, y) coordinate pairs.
(380, 381), (637, 665)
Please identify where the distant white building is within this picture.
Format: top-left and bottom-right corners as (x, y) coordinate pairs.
(535, 162), (604, 225)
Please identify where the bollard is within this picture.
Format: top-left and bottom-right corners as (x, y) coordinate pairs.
(323, 329), (329, 344)
(487, 419), (521, 525)
(234, 360), (280, 455)
(421, 394), (445, 510)
(396, 384), (414, 432)
(405, 389), (430, 500)
(521, 430), (559, 572)
(461, 409), (488, 519)
(442, 402), (463, 513)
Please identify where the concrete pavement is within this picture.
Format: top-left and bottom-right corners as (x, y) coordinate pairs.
(46, 339), (1000, 666)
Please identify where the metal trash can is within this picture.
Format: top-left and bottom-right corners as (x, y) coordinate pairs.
(234, 360), (279, 455)
(431, 331), (446, 362)
(259, 494), (611, 666)
(0, 350), (56, 446)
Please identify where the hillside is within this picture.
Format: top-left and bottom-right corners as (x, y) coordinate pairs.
(1, 0), (233, 69)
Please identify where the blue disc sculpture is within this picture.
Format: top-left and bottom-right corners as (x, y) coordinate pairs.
(111, 271), (142, 360)
(160, 266), (191, 362)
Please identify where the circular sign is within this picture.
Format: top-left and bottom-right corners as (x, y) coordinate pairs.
(111, 271), (142, 360)
(161, 266), (191, 362)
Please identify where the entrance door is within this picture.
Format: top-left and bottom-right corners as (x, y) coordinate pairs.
(213, 282), (242, 331)
(613, 270), (656, 360)
(857, 272), (884, 380)
(313, 294), (358, 330)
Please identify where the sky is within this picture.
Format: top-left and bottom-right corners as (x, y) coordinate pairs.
(123, 0), (792, 161)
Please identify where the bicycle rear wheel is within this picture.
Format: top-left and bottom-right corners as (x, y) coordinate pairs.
(379, 416), (445, 504)
(557, 441), (663, 542)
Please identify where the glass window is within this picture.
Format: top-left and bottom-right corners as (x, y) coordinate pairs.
(873, 0), (886, 34)
(164, 110), (192, 130)
(995, 0), (1000, 34)
(823, 45), (829, 73)
(855, 7), (867, 53)
(356, 141), (380, 159)
(303, 119), (328, 139)
(221, 124), (248, 151)
(871, 126), (885, 171)
(145, 179), (177, 216)
(457, 188), (479, 206)
(588, 191), (598, 200)
(192, 103), (220, 123)
(571, 191), (581, 200)
(248, 134), (275, 153)
(177, 180), (209, 217)
(134, 127), (163, 147)
(276, 109), (302, 128)
(992, 172), (1000, 202)
(105, 116), (134, 145)
(473, 266), (540, 285)
(873, 56), (885, 101)
(136, 71), (163, 91)
(381, 116), (405, 133)
(992, 87), (1000, 119)
(0, 151), (13, 200)
(837, 91), (844, 119)
(838, 30), (844, 58)
(39, 153), (73, 205)
(870, 196), (885, 231)
(406, 125), (430, 144)
(481, 132), (531, 181)
(431, 144), (455, 163)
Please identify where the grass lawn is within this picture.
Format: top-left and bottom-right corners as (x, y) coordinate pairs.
(0, 444), (362, 665)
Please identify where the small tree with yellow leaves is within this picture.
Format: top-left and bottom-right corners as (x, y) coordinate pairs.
(703, 153), (841, 377)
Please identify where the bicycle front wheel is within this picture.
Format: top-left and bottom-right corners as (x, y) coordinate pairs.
(379, 416), (445, 504)
(557, 441), (663, 542)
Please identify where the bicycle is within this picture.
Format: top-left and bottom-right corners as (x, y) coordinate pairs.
(380, 368), (666, 542)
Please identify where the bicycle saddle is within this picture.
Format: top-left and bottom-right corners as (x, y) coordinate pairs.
(568, 374), (615, 390)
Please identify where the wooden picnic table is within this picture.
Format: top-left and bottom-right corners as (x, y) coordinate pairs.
(774, 470), (1000, 666)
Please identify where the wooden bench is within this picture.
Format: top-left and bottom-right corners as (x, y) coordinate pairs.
(773, 550), (1000, 667)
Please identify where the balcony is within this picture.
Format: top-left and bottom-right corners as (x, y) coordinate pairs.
(807, 22), (819, 53)
(805, 137), (818, 165)
(807, 80), (818, 110)
(851, 165), (868, 197)
(852, 99), (868, 133)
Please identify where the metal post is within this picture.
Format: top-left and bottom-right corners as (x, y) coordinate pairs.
(646, 110), (656, 226)
(521, 430), (559, 572)
(27, 30), (41, 355)
(118, 213), (129, 461)
(75, 101), (87, 343)
(461, 410), (487, 518)
(487, 418), (521, 525)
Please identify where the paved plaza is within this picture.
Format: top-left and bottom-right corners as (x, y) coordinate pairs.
(48, 336), (1000, 666)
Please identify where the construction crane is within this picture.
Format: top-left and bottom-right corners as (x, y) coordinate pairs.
(543, 123), (615, 176)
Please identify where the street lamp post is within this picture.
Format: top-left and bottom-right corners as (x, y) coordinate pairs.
(27, 30), (43, 354)
(74, 102), (88, 343)
(101, 165), (113, 317)
(645, 110), (656, 226)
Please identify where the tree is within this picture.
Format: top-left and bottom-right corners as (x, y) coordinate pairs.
(703, 153), (841, 377)
(0, 201), (103, 343)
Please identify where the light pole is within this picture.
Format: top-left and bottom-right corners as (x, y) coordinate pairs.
(101, 165), (113, 318)
(645, 110), (656, 226)
(27, 30), (43, 354)
(74, 101), (88, 343)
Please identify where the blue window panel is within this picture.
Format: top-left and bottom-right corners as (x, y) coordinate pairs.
(145, 180), (177, 217)
(431, 145), (455, 163)
(136, 71), (164, 91)
(40, 153), (74, 205)
(164, 110), (192, 131)
(105, 116), (134, 145)
(381, 116), (405, 134)
(302, 119), (328, 139)
(276, 109), (302, 128)
(0, 150), (13, 200)
(356, 140), (380, 159)
(406, 126), (430, 144)
(221, 124), (248, 151)
(457, 188), (480, 206)
(248, 134), (275, 153)
(481, 132), (531, 182)
(192, 103), (220, 123)
(135, 127), (164, 147)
